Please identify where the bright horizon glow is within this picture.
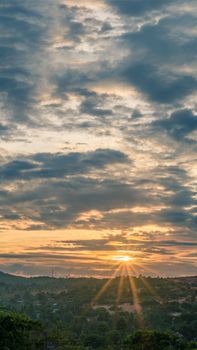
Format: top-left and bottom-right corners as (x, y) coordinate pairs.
(113, 256), (131, 262)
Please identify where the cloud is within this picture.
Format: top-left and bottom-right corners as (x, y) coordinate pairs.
(121, 16), (197, 65)
(0, 148), (129, 181)
(0, 1), (50, 124)
(105, 0), (177, 16)
(80, 92), (113, 117)
(2, 235), (195, 277)
(116, 13), (197, 104)
(122, 63), (196, 104)
(31, 237), (197, 253)
(0, 0), (196, 277)
(151, 109), (197, 141)
(58, 3), (87, 43)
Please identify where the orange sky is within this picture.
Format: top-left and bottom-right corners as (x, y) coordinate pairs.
(0, 0), (196, 277)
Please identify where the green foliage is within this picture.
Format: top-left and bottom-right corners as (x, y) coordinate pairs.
(188, 341), (197, 350)
(82, 333), (107, 349)
(0, 274), (196, 350)
(0, 310), (44, 350)
(124, 329), (188, 350)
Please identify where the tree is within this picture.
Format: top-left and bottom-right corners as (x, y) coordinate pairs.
(82, 333), (106, 349)
(124, 329), (188, 350)
(0, 311), (44, 350)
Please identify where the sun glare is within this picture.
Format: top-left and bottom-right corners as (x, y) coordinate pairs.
(113, 255), (131, 262)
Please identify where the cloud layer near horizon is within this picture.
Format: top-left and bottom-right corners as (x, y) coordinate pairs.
(0, 0), (196, 277)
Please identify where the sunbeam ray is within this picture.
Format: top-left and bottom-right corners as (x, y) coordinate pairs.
(116, 264), (126, 305)
(133, 262), (163, 303)
(126, 265), (144, 328)
(91, 263), (122, 306)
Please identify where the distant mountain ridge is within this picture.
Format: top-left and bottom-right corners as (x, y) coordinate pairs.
(0, 271), (57, 285)
(0, 270), (196, 283)
(0, 271), (29, 285)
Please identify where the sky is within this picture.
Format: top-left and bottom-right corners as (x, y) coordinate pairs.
(0, 0), (196, 278)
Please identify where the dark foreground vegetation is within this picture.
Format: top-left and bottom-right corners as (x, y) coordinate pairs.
(0, 272), (196, 349)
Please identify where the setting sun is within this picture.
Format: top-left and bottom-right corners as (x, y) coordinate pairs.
(113, 256), (131, 262)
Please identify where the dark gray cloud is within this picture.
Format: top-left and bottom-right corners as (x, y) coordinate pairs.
(80, 92), (113, 117)
(122, 63), (196, 104)
(58, 3), (86, 44)
(33, 237), (197, 253)
(0, 148), (129, 181)
(121, 16), (197, 65)
(0, 169), (195, 232)
(151, 109), (197, 141)
(0, 1), (50, 124)
(0, 176), (147, 229)
(106, 0), (179, 16)
(116, 13), (197, 104)
(53, 70), (91, 99)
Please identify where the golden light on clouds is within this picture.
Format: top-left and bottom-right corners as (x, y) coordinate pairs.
(77, 210), (104, 222)
(89, 81), (138, 98)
